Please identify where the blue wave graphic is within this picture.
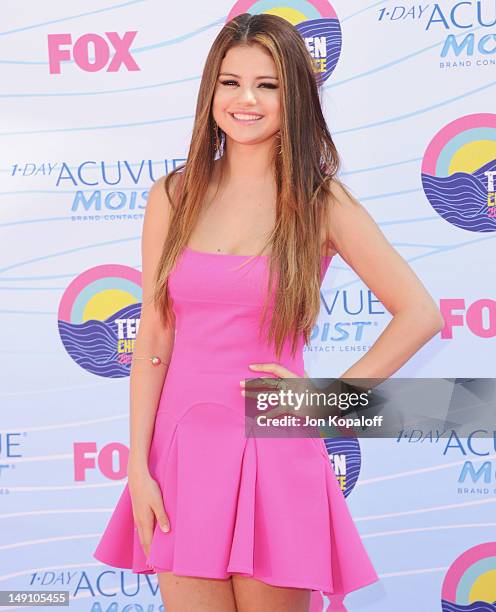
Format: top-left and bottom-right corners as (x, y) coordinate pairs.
(58, 302), (141, 378)
(422, 159), (496, 233)
(296, 19), (341, 82)
(442, 600), (496, 612)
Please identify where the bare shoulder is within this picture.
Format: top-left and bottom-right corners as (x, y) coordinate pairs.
(320, 179), (363, 256)
(141, 171), (185, 266)
(327, 178), (366, 221)
(143, 172), (182, 231)
(328, 177), (356, 206)
(139, 173), (181, 323)
(148, 172), (181, 208)
(324, 178), (377, 254)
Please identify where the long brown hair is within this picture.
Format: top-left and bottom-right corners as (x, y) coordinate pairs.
(153, 12), (341, 359)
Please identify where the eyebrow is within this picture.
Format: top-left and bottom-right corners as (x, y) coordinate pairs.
(218, 72), (278, 79)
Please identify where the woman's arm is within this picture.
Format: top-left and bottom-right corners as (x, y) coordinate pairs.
(326, 179), (444, 380)
(128, 175), (177, 476)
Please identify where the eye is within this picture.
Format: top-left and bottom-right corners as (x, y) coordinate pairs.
(219, 80), (278, 89)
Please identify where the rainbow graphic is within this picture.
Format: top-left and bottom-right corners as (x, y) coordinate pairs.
(421, 113), (496, 233)
(441, 542), (496, 611)
(58, 264), (142, 378)
(227, 0), (341, 84)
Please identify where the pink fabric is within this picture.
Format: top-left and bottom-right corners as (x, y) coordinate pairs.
(93, 247), (379, 607)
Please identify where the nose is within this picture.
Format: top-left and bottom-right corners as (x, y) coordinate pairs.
(237, 86), (257, 105)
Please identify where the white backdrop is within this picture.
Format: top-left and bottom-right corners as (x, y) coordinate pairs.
(1, 1), (495, 611)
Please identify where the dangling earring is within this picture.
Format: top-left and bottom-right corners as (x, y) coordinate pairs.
(276, 131), (282, 155)
(213, 120), (221, 152)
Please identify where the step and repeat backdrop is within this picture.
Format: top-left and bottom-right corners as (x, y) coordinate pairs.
(1, 1), (495, 611)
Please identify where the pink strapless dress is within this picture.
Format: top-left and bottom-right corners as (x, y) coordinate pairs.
(93, 246), (379, 608)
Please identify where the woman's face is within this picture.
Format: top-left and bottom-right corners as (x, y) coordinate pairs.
(212, 44), (281, 146)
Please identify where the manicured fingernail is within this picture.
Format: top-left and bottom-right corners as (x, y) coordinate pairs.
(241, 390), (245, 396)
(240, 380), (245, 386)
(161, 524), (170, 533)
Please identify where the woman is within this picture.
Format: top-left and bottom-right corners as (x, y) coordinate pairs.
(93, 13), (443, 612)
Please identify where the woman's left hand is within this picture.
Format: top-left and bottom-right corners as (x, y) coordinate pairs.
(240, 362), (315, 420)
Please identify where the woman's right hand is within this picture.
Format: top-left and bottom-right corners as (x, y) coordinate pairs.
(127, 466), (171, 559)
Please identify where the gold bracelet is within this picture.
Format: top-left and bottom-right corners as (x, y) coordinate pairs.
(132, 355), (167, 366)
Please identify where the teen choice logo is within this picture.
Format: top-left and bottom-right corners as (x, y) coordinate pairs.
(58, 264), (142, 377)
(323, 438), (361, 497)
(422, 113), (496, 233)
(227, 0), (342, 84)
(441, 542), (496, 611)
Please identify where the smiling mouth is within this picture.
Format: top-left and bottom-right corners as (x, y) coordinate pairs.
(229, 112), (264, 122)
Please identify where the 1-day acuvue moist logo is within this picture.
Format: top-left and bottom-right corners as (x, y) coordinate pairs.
(58, 265), (142, 377)
(227, 0), (342, 84)
(441, 542), (496, 611)
(421, 113), (496, 233)
(377, 2), (496, 69)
